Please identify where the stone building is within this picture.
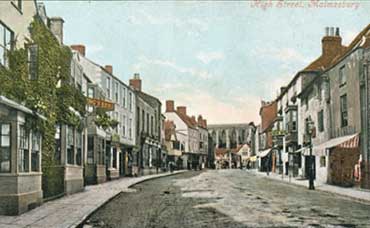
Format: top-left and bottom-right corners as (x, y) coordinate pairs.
(72, 45), (137, 180)
(257, 101), (277, 172)
(130, 74), (162, 176)
(196, 115), (208, 169)
(164, 100), (202, 169)
(208, 123), (255, 169)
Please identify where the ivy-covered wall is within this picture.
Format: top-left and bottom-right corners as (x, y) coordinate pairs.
(0, 16), (86, 198)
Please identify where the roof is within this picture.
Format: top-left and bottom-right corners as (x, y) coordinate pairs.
(215, 146), (243, 157)
(136, 91), (161, 109)
(0, 96), (46, 120)
(175, 111), (197, 129)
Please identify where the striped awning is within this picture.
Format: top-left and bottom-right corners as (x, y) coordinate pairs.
(312, 133), (359, 156)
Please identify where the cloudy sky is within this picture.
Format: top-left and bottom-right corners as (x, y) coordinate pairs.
(43, 1), (370, 124)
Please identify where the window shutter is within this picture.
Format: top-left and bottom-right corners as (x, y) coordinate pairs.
(28, 44), (38, 80)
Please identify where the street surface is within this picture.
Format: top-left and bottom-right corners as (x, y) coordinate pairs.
(82, 170), (370, 228)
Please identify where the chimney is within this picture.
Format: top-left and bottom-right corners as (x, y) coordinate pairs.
(71, 44), (86, 57)
(105, 65), (113, 74)
(177, 106), (187, 116)
(197, 115), (203, 126)
(129, 73), (142, 91)
(166, 100), (175, 112)
(191, 116), (196, 124)
(48, 17), (64, 45)
(322, 26), (342, 58)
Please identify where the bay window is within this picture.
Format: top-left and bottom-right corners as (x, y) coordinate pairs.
(0, 123), (11, 173)
(67, 126), (75, 165)
(31, 132), (40, 172)
(18, 125), (29, 172)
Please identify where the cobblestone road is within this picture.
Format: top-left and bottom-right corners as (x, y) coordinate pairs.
(82, 170), (370, 228)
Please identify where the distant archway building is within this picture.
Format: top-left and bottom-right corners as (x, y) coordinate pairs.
(208, 123), (256, 151)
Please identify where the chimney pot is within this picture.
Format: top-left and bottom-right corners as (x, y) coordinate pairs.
(325, 27), (329, 36)
(129, 73), (142, 91)
(330, 27), (334, 36)
(105, 65), (113, 74)
(335, 27), (340, 36)
(177, 106), (187, 116)
(71, 44), (86, 57)
(166, 100), (175, 112)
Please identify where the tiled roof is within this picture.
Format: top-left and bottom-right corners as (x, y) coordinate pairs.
(304, 44), (347, 72)
(176, 111), (197, 129)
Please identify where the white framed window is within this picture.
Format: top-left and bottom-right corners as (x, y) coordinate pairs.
(122, 115), (126, 137)
(18, 125), (29, 172)
(114, 82), (119, 103)
(0, 123), (11, 173)
(129, 118), (132, 139)
(122, 87), (126, 108)
(0, 22), (13, 67)
(129, 92), (132, 111)
(106, 77), (111, 99)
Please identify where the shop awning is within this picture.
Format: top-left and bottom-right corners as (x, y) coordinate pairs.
(258, 149), (271, 158)
(312, 133), (359, 156)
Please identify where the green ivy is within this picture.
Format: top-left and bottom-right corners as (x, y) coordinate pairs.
(0, 16), (87, 197)
(94, 108), (119, 130)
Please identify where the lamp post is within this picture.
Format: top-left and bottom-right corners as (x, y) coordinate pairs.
(307, 116), (315, 190)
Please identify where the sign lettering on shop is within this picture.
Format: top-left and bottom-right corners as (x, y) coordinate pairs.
(87, 98), (115, 111)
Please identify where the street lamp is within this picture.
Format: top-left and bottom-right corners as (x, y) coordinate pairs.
(307, 116), (315, 190)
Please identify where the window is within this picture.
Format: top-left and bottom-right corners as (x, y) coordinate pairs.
(292, 111), (297, 131)
(340, 94), (348, 127)
(87, 136), (94, 164)
(28, 44), (38, 80)
(0, 124), (11, 173)
(112, 148), (117, 169)
(106, 77), (111, 99)
(317, 82), (322, 100)
(54, 124), (61, 163)
(129, 92), (132, 111)
(173, 141), (180, 150)
(151, 116), (154, 135)
(146, 113), (149, 133)
(67, 126), (75, 165)
(142, 110), (145, 132)
(129, 118), (132, 139)
(76, 131), (82, 166)
(320, 156), (326, 167)
(0, 22), (13, 67)
(114, 82), (119, 103)
(122, 87), (126, 108)
(31, 132), (40, 172)
(122, 115), (126, 137)
(99, 138), (105, 165)
(18, 125), (29, 172)
(339, 65), (346, 86)
(318, 110), (324, 132)
(88, 87), (94, 98)
(136, 107), (140, 135)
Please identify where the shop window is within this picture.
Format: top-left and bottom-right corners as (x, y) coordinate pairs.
(173, 141), (180, 150)
(76, 131), (82, 166)
(112, 148), (117, 168)
(67, 126), (75, 165)
(0, 123), (11, 173)
(87, 136), (94, 164)
(31, 132), (40, 172)
(18, 125), (29, 172)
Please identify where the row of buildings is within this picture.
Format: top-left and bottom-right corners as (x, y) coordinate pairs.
(0, 0), (214, 215)
(255, 25), (370, 190)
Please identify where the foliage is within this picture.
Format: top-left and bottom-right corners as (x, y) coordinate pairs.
(0, 17), (87, 197)
(94, 108), (119, 130)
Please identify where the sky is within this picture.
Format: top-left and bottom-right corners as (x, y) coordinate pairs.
(42, 0), (370, 124)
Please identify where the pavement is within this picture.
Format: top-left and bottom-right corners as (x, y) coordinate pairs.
(249, 169), (370, 203)
(0, 171), (186, 228)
